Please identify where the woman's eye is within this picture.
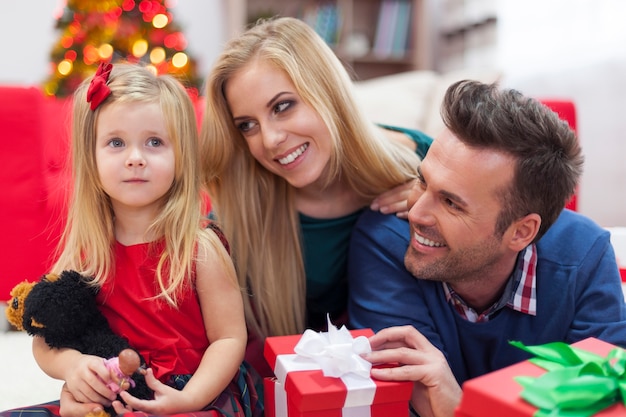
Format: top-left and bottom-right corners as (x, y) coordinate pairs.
(237, 120), (257, 133)
(273, 100), (292, 114)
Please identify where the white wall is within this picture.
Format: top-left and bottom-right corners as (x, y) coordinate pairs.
(0, 0), (228, 86)
(497, 0), (626, 227)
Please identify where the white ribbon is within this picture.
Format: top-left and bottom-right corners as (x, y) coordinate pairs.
(294, 315), (372, 378)
(272, 315), (376, 416)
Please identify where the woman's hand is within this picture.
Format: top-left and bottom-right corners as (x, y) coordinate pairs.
(364, 326), (462, 417)
(370, 180), (416, 219)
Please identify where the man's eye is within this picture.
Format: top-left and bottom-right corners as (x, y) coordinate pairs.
(444, 198), (461, 211)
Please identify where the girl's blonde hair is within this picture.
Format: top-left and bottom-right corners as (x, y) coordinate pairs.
(201, 17), (420, 336)
(54, 63), (228, 306)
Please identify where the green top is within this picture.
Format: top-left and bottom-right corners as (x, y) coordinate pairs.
(300, 126), (433, 330)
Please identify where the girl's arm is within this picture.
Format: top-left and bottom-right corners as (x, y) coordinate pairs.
(32, 336), (118, 407)
(118, 236), (247, 413)
(184, 239), (247, 402)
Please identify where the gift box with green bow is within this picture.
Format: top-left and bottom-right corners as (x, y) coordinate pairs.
(455, 338), (626, 417)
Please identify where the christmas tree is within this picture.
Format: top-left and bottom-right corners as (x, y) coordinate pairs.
(43, 0), (202, 97)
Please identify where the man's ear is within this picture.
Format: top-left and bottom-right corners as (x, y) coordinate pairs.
(506, 213), (541, 252)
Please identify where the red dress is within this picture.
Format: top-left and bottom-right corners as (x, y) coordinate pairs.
(95, 240), (264, 416)
(97, 240), (207, 383)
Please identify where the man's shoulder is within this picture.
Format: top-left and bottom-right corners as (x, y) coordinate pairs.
(354, 208), (409, 234)
(537, 209), (610, 258)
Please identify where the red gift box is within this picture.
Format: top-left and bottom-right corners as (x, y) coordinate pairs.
(455, 338), (626, 417)
(264, 328), (413, 417)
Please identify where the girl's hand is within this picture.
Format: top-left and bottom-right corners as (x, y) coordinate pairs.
(116, 368), (195, 414)
(370, 180), (416, 219)
(59, 383), (104, 417)
(64, 354), (117, 405)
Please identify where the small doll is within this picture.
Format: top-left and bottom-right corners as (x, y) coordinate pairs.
(103, 348), (141, 393)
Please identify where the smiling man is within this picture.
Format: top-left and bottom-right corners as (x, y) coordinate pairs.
(348, 80), (626, 417)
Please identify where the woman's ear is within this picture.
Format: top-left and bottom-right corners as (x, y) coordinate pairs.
(506, 213), (541, 252)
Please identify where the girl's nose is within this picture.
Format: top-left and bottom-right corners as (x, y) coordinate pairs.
(126, 148), (146, 167)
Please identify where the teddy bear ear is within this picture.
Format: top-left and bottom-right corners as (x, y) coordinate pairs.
(5, 281), (36, 331)
(43, 273), (60, 283)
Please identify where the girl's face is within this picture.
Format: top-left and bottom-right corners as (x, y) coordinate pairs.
(224, 60), (333, 190)
(95, 101), (175, 216)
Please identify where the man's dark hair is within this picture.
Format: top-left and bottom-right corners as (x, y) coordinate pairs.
(441, 80), (584, 241)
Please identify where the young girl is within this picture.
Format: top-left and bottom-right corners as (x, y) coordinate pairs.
(30, 63), (261, 417)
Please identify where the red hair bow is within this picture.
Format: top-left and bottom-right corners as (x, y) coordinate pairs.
(87, 61), (113, 111)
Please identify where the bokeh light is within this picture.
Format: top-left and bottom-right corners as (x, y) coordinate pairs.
(132, 39), (149, 57)
(150, 47), (166, 64)
(152, 13), (168, 29)
(57, 60), (73, 76)
(171, 52), (188, 68)
(98, 43), (114, 60)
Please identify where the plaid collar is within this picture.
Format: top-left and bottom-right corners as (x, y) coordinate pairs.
(444, 244), (538, 322)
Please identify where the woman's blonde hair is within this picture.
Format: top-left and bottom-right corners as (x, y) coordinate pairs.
(201, 17), (419, 336)
(54, 63), (227, 306)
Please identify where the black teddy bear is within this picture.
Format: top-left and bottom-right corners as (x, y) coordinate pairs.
(5, 270), (153, 416)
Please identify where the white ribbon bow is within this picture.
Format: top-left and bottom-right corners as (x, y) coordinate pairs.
(272, 315), (376, 416)
(293, 314), (373, 378)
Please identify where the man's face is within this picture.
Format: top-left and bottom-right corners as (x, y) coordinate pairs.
(404, 129), (517, 286)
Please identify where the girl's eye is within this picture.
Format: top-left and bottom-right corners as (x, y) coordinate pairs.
(108, 138), (124, 147)
(273, 100), (292, 114)
(147, 137), (163, 147)
(237, 120), (257, 133)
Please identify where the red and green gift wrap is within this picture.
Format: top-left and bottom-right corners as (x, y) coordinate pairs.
(455, 338), (626, 417)
(263, 328), (413, 417)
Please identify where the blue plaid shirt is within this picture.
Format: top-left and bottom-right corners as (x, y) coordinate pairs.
(444, 244), (538, 322)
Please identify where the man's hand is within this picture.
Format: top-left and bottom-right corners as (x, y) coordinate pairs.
(364, 326), (462, 417)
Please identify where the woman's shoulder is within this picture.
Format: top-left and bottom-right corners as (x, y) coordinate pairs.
(378, 123), (433, 159)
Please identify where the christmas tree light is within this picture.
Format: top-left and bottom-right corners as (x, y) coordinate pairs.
(43, 0), (202, 97)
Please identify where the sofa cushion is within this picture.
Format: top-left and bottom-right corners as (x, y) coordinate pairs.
(353, 70), (439, 131)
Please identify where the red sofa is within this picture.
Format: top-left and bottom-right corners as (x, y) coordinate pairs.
(0, 86), (578, 301)
(0, 87), (71, 300)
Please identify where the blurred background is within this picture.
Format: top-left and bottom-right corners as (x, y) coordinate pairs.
(1, 0), (625, 238)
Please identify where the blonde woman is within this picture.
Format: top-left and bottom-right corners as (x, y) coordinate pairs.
(201, 17), (432, 376)
(19, 63), (261, 417)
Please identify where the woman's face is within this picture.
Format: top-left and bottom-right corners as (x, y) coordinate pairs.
(224, 60), (333, 190)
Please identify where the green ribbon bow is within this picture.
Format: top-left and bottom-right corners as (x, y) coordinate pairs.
(509, 340), (626, 417)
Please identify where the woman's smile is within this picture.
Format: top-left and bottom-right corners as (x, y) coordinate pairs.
(276, 143), (309, 166)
